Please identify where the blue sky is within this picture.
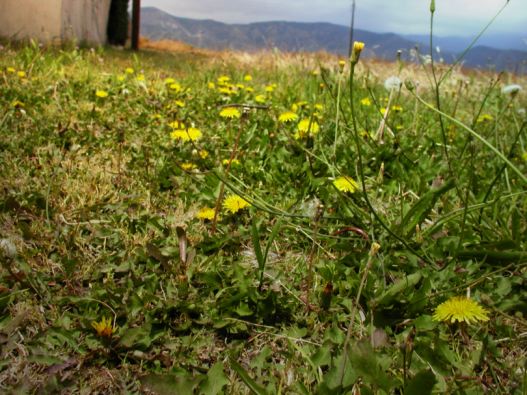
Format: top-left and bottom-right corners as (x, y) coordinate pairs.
(141, 0), (526, 37)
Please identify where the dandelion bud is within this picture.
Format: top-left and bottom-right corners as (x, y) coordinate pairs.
(351, 41), (365, 64)
(430, 0), (435, 13)
(338, 59), (346, 73)
(369, 242), (381, 256)
(404, 78), (415, 91)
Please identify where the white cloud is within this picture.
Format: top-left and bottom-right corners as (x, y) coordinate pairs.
(140, 0), (526, 36)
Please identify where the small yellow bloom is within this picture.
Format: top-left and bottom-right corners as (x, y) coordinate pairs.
(255, 95), (266, 104)
(278, 111), (299, 123)
(245, 87), (254, 93)
(223, 195), (250, 214)
(297, 119), (320, 136)
(170, 83), (182, 92)
(338, 60), (346, 72)
(170, 127), (202, 142)
(220, 107), (241, 119)
(361, 98), (372, 106)
(165, 77), (176, 84)
(95, 90), (109, 98)
(222, 158), (240, 166)
(92, 317), (117, 338)
(333, 176), (359, 193)
(199, 150), (209, 159)
(169, 120), (185, 129)
(477, 114), (493, 123)
(351, 41), (365, 64)
(11, 100), (25, 108)
(391, 105), (403, 113)
(197, 207), (216, 221)
(181, 162), (196, 170)
(314, 103), (324, 111)
(218, 86), (233, 95)
(17, 71), (26, 78)
(7, 67), (16, 73)
(244, 74), (252, 81)
(217, 75), (230, 84)
(174, 100), (185, 108)
(433, 296), (489, 324)
(265, 85), (275, 93)
(117, 75), (126, 82)
(125, 67), (135, 74)
(208, 82), (216, 89)
(136, 74), (145, 81)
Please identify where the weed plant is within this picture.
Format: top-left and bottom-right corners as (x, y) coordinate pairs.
(0, 11), (526, 394)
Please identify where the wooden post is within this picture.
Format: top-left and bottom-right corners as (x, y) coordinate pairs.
(131, 0), (141, 50)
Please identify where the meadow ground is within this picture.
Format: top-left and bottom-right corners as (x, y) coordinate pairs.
(0, 39), (526, 394)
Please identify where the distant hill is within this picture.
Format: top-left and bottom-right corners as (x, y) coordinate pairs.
(140, 7), (527, 73)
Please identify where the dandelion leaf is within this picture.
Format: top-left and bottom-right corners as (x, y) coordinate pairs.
(397, 179), (455, 238)
(404, 369), (436, 395)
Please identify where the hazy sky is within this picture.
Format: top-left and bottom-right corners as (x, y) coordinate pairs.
(140, 0), (526, 36)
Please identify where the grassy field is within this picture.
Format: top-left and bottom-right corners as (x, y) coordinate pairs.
(1, 39), (526, 394)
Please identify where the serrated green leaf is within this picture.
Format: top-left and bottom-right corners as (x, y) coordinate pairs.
(398, 179), (455, 238)
(372, 272), (422, 307)
(140, 373), (202, 395)
(230, 359), (268, 395)
(405, 369), (436, 395)
(200, 362), (229, 395)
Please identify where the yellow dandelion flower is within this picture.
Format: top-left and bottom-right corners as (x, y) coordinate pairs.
(217, 75), (230, 84)
(338, 60), (346, 72)
(220, 107), (241, 119)
(181, 162), (196, 171)
(265, 85), (275, 93)
(297, 119), (320, 136)
(244, 74), (252, 81)
(314, 103), (324, 111)
(361, 98), (372, 106)
(11, 100), (25, 108)
(125, 67), (135, 74)
(199, 150), (209, 159)
(222, 158), (240, 166)
(197, 207), (216, 221)
(351, 41), (365, 63)
(380, 107), (387, 115)
(17, 71), (26, 78)
(223, 195), (250, 214)
(333, 176), (359, 193)
(136, 74), (145, 81)
(279, 111), (299, 123)
(169, 121), (185, 129)
(477, 114), (493, 123)
(164, 77), (176, 84)
(7, 67), (16, 73)
(255, 95), (266, 104)
(170, 83), (182, 92)
(170, 128), (202, 142)
(174, 100), (185, 107)
(117, 75), (126, 82)
(236, 83), (245, 89)
(208, 82), (216, 89)
(92, 317), (117, 338)
(96, 90), (109, 98)
(433, 296), (489, 324)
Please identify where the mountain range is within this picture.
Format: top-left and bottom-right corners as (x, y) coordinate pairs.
(140, 7), (527, 73)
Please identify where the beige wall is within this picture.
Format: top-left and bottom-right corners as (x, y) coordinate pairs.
(0, 0), (111, 45)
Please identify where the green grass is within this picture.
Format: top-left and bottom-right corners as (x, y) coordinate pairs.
(1, 41), (526, 394)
